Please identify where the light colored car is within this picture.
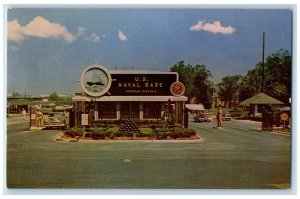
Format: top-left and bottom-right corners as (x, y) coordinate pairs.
(193, 111), (212, 122)
(44, 112), (68, 129)
(222, 111), (232, 121)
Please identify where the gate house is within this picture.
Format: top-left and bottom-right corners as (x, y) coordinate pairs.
(71, 65), (187, 127)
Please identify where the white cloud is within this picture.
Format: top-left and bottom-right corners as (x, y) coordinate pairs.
(7, 19), (24, 41)
(118, 30), (127, 41)
(8, 16), (76, 43)
(88, 33), (100, 42)
(190, 19), (235, 35)
(76, 26), (86, 37)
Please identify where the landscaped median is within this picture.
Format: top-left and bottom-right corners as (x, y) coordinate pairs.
(56, 123), (200, 142)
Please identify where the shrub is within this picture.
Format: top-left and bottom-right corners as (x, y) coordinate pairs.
(136, 128), (155, 138)
(123, 131), (134, 138)
(64, 128), (83, 137)
(171, 128), (196, 139)
(91, 131), (106, 139)
(149, 123), (164, 129)
(64, 126), (196, 140)
(156, 130), (172, 139)
(107, 127), (119, 134)
(105, 127), (118, 139)
(84, 132), (93, 138)
(92, 128), (106, 133)
(90, 128), (107, 139)
(185, 128), (196, 137)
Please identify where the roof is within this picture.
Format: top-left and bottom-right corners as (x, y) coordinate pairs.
(73, 95), (187, 102)
(109, 69), (178, 75)
(55, 105), (73, 111)
(239, 92), (284, 106)
(185, 104), (205, 111)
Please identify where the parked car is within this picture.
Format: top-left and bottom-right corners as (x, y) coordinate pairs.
(44, 112), (68, 129)
(194, 111), (212, 122)
(222, 110), (232, 121)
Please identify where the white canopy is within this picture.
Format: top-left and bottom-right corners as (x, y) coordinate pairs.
(185, 104), (205, 111)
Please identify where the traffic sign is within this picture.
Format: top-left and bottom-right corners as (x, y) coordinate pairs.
(280, 112), (289, 121)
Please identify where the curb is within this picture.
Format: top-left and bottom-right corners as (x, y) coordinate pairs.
(55, 135), (204, 143)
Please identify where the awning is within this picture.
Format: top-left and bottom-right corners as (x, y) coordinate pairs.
(7, 100), (53, 106)
(239, 92), (284, 106)
(185, 104), (205, 111)
(73, 95), (188, 102)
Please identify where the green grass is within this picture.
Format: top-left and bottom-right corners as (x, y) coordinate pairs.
(107, 127), (120, 134)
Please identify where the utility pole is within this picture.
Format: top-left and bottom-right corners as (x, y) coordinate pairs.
(261, 32), (265, 93)
(212, 87), (215, 113)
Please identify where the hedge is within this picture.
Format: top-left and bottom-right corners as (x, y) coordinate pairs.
(63, 126), (196, 140)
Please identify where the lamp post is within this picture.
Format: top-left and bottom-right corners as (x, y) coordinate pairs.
(82, 93), (86, 137)
(261, 32), (265, 92)
(212, 86), (215, 113)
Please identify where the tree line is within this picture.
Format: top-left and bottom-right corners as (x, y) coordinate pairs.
(170, 49), (291, 108)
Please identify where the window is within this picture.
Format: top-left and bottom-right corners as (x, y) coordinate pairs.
(120, 102), (140, 121)
(143, 102), (161, 120)
(98, 102), (117, 119)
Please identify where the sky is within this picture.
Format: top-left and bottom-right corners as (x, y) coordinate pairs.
(6, 8), (292, 96)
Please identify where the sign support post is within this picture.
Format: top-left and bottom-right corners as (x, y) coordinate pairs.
(280, 112), (289, 132)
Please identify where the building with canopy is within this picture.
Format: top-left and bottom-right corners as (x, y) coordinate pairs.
(239, 92), (285, 131)
(240, 92), (284, 117)
(71, 65), (188, 127)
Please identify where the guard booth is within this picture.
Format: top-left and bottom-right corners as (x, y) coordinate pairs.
(239, 92), (285, 131)
(70, 65), (188, 128)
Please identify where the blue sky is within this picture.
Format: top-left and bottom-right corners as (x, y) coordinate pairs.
(7, 8), (292, 96)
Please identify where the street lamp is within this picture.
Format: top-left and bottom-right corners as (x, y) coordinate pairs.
(212, 86), (215, 113)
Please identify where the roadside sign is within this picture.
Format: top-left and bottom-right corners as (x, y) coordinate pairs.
(280, 113), (289, 121)
(81, 114), (88, 125)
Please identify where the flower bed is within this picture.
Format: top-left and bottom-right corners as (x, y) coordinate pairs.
(61, 126), (198, 141)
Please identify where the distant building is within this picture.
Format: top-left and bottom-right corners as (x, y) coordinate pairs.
(7, 95), (47, 113)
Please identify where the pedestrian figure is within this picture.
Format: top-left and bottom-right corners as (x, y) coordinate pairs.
(21, 108), (26, 120)
(36, 109), (44, 127)
(262, 106), (273, 131)
(63, 110), (69, 128)
(216, 106), (223, 127)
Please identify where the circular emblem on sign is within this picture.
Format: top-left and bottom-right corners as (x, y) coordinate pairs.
(280, 112), (289, 121)
(170, 82), (185, 96)
(80, 65), (112, 97)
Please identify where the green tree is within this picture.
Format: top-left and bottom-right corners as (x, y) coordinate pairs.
(217, 75), (242, 107)
(49, 92), (60, 101)
(170, 61), (213, 108)
(239, 49), (291, 104)
(170, 61), (195, 99)
(264, 49), (291, 104)
(239, 64), (263, 101)
(193, 64), (213, 108)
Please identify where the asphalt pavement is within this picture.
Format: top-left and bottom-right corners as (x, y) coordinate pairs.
(5, 116), (291, 190)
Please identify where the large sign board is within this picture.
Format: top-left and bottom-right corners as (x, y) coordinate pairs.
(81, 65), (184, 97)
(109, 73), (178, 96)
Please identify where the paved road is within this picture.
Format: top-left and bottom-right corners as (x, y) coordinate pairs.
(6, 117), (291, 189)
